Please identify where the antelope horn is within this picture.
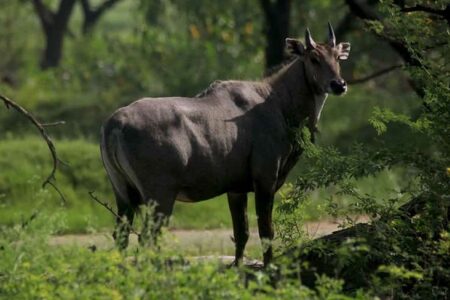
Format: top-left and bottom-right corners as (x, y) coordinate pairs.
(327, 22), (336, 47)
(305, 28), (316, 49)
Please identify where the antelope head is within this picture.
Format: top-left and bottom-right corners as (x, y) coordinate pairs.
(286, 23), (351, 95)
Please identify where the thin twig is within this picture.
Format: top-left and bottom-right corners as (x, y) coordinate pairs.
(42, 121), (66, 127)
(21, 211), (39, 229)
(88, 191), (139, 235)
(88, 191), (120, 219)
(0, 93), (66, 204)
(348, 64), (404, 85)
(401, 5), (450, 25)
(46, 181), (67, 204)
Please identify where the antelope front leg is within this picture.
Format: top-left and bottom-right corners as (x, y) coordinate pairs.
(254, 187), (275, 266)
(227, 192), (249, 266)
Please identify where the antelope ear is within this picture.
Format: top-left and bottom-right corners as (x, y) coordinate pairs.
(286, 38), (306, 56)
(337, 42), (351, 60)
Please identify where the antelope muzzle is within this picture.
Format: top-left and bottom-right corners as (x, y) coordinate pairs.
(330, 79), (347, 95)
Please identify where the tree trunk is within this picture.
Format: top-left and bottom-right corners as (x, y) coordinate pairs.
(32, 0), (77, 69)
(41, 28), (65, 69)
(260, 0), (292, 70)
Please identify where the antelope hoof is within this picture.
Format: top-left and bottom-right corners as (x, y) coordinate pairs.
(227, 259), (242, 268)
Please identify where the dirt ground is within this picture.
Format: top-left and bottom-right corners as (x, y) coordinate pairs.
(49, 216), (369, 260)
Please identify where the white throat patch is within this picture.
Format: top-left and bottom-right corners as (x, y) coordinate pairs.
(314, 93), (328, 124)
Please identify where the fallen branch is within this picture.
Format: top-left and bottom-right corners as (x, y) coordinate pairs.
(0, 93), (66, 203)
(398, 194), (428, 218)
(348, 64), (403, 85)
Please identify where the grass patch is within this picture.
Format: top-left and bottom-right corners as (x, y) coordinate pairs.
(171, 194), (257, 229)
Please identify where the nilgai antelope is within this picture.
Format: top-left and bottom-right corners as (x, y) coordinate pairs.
(101, 23), (350, 266)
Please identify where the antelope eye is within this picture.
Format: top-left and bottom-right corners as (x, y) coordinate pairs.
(310, 56), (320, 65)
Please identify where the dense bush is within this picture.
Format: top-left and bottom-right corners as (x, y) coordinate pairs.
(273, 1), (449, 298)
(0, 213), (373, 299)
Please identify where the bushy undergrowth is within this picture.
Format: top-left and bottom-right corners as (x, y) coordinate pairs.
(0, 213), (371, 300)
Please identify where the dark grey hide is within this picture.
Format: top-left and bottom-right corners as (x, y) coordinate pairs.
(101, 24), (350, 266)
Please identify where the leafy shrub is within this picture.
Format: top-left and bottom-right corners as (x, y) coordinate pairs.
(273, 1), (449, 298)
(0, 212), (373, 299)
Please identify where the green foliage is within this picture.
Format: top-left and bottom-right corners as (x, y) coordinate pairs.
(138, 0), (264, 96)
(368, 106), (430, 135)
(0, 136), (113, 232)
(274, 1), (450, 298)
(0, 1), (266, 137)
(0, 214), (373, 299)
(0, 2), (33, 78)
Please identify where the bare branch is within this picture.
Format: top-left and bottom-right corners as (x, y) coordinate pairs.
(54, 0), (77, 28)
(344, 0), (426, 99)
(348, 64), (403, 85)
(88, 191), (139, 235)
(31, 0), (55, 33)
(80, 0), (122, 34)
(345, 0), (420, 65)
(0, 93), (66, 204)
(93, 0), (122, 15)
(401, 4), (450, 25)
